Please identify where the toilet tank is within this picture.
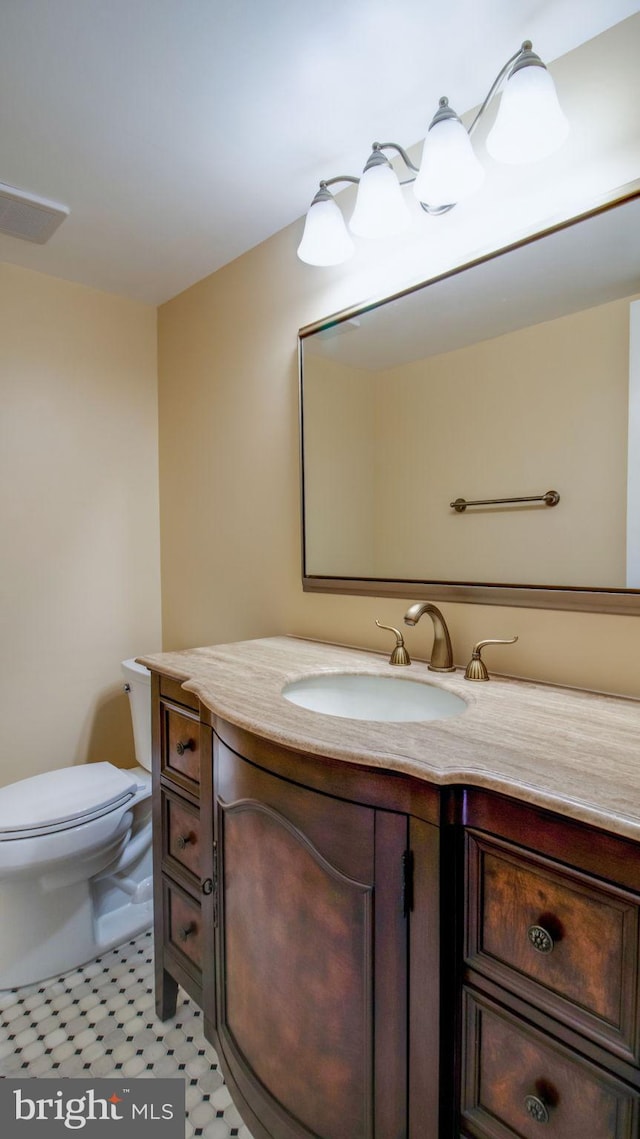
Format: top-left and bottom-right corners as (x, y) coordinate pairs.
(121, 659), (152, 772)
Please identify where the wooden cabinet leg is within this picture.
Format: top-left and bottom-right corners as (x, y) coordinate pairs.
(156, 968), (179, 1021)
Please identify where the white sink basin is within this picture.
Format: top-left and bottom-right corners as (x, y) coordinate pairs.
(282, 673), (466, 723)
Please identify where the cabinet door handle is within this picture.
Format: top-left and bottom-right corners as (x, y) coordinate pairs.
(176, 739), (195, 756)
(524, 1094), (550, 1124)
(402, 850), (414, 917)
(201, 878), (213, 895)
(212, 838), (218, 928)
(176, 834), (193, 849)
(527, 924), (555, 954)
(178, 923), (196, 942)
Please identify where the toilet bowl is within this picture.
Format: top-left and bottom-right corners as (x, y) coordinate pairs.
(0, 659), (153, 989)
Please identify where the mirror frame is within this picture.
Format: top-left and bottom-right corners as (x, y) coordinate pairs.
(298, 182), (640, 615)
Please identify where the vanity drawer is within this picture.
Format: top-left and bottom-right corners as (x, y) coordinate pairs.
(159, 674), (199, 711)
(161, 704), (201, 793)
(466, 832), (640, 1061)
(162, 789), (201, 884)
(165, 879), (203, 973)
(461, 990), (639, 1139)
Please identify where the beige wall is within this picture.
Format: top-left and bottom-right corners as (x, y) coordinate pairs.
(158, 250), (640, 699)
(159, 250), (640, 696)
(0, 263), (161, 784)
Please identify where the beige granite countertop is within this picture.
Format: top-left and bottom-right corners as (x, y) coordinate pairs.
(140, 636), (640, 842)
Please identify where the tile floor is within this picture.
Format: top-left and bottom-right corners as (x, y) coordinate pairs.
(0, 929), (255, 1139)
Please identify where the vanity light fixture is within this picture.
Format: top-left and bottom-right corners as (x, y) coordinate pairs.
(297, 40), (569, 267)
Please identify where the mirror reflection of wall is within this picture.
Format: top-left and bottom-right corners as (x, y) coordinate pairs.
(301, 191), (640, 595)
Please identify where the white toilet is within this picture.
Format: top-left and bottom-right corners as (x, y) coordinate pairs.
(0, 659), (153, 990)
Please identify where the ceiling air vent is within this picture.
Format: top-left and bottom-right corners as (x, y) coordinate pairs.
(0, 182), (69, 244)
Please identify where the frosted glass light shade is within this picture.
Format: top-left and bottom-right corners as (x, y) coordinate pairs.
(486, 62), (569, 165)
(297, 190), (354, 266)
(349, 160), (410, 238)
(413, 116), (485, 207)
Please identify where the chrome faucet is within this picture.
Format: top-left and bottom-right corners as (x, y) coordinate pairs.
(404, 602), (455, 672)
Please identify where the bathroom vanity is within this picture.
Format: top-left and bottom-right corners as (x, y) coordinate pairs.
(142, 637), (640, 1139)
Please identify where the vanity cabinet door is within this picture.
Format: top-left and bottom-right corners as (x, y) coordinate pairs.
(213, 735), (410, 1139)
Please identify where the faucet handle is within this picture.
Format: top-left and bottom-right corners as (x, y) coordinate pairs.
(464, 637), (518, 681)
(376, 620), (411, 666)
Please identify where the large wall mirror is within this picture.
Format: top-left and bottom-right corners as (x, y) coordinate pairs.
(299, 184), (640, 613)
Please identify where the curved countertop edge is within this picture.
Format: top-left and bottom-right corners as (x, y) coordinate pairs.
(139, 635), (640, 844)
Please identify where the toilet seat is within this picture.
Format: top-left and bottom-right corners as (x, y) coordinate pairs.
(0, 763), (138, 841)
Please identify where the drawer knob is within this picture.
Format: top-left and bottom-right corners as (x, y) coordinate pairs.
(527, 924), (554, 954)
(176, 834), (193, 850)
(178, 923), (195, 942)
(524, 1094), (550, 1124)
(176, 739), (195, 756)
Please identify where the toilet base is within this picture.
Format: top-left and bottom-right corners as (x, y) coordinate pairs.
(0, 845), (154, 991)
(94, 894), (153, 961)
(0, 880), (154, 990)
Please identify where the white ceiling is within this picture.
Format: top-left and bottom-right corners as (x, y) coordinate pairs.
(0, 0), (639, 305)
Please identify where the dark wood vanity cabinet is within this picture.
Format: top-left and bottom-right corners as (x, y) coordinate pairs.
(150, 673), (640, 1139)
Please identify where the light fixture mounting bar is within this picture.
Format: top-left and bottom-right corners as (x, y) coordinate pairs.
(320, 175), (360, 189)
(372, 142), (419, 174)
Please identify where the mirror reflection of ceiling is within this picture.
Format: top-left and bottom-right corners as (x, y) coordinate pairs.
(304, 196), (640, 371)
